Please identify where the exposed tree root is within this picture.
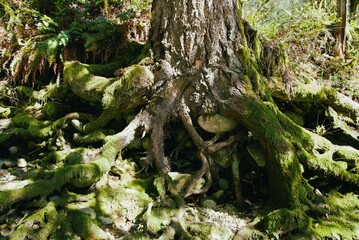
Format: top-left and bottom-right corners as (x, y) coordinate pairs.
(0, 111), (151, 211)
(273, 83), (359, 123)
(10, 202), (58, 240)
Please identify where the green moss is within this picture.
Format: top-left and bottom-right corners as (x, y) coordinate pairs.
(10, 111), (59, 139)
(0, 179), (57, 210)
(51, 210), (80, 239)
(235, 96), (304, 209)
(311, 192), (359, 239)
(42, 101), (67, 120)
(120, 232), (149, 239)
(266, 101), (314, 150)
(187, 222), (233, 240)
(43, 149), (72, 164)
(10, 202), (58, 240)
(82, 111), (114, 132)
(263, 208), (310, 237)
(63, 60), (112, 102)
(334, 146), (359, 169)
(64, 164), (102, 188)
(98, 186), (153, 222)
(101, 64), (154, 110)
(30, 84), (57, 103)
(283, 111), (305, 126)
(53, 192), (96, 208)
(73, 129), (116, 144)
(71, 212), (109, 239)
(11, 112), (35, 129)
(145, 207), (179, 234)
(0, 106), (11, 118)
(64, 149), (88, 165)
(102, 135), (122, 161)
(0, 128), (29, 147)
(0, 143), (117, 210)
(16, 86), (33, 100)
(65, 63), (154, 132)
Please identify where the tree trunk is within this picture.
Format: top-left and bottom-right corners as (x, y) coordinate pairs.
(149, 0), (302, 209)
(335, 0), (349, 58)
(2, 0), (359, 238)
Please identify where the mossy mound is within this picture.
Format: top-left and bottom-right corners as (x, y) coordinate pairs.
(98, 186), (153, 230)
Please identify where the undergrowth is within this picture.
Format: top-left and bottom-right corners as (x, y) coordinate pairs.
(243, 0), (359, 100)
(0, 0), (152, 86)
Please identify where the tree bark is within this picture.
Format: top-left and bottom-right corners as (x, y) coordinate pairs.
(335, 0), (349, 58)
(149, 0), (303, 209)
(2, 1), (359, 238)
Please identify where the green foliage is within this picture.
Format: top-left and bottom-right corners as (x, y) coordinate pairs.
(69, 17), (126, 63)
(243, 0), (358, 99)
(38, 31), (69, 63)
(1, 0), (152, 85)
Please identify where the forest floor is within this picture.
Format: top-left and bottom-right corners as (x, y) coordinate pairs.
(0, 1), (359, 239)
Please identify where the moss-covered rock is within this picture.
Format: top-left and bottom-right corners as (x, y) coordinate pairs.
(187, 222), (233, 240)
(211, 148), (232, 168)
(72, 212), (110, 240)
(98, 186), (153, 229)
(247, 139), (266, 167)
(145, 205), (246, 239)
(198, 114), (238, 133)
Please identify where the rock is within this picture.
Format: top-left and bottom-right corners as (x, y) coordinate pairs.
(79, 207), (96, 219)
(0, 106), (11, 118)
(1, 160), (15, 168)
(211, 149), (231, 168)
(98, 216), (113, 225)
(198, 114), (238, 133)
(9, 146), (18, 155)
(212, 190), (225, 199)
(247, 140), (266, 167)
(17, 158), (27, 168)
(218, 178), (229, 190)
(98, 186), (153, 223)
(71, 119), (84, 132)
(201, 199), (217, 208)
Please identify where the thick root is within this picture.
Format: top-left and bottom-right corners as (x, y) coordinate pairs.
(0, 111), (150, 210)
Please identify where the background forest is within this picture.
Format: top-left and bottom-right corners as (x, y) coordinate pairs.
(0, 0), (359, 239)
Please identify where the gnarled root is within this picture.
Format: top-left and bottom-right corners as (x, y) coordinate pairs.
(0, 111), (151, 211)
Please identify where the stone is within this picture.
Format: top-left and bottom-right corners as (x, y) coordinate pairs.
(218, 178), (229, 190)
(201, 199), (217, 208)
(212, 190), (225, 199)
(247, 140), (266, 167)
(8, 146), (18, 155)
(198, 114), (238, 133)
(79, 207), (96, 219)
(211, 149), (231, 168)
(17, 158), (27, 168)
